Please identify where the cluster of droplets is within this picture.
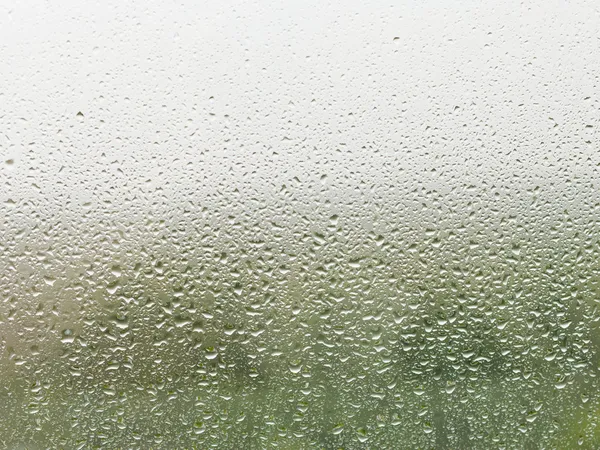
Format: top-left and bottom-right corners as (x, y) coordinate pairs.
(2, 0), (600, 448)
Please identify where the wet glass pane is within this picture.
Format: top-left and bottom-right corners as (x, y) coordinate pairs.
(2, 0), (600, 448)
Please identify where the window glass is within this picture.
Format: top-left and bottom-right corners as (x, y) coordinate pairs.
(1, 0), (599, 447)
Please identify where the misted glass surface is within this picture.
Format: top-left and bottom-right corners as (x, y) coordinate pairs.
(2, 1), (600, 448)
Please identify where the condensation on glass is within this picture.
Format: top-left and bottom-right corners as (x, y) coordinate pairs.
(1, 0), (600, 448)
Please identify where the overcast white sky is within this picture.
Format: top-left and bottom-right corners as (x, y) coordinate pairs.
(1, 0), (599, 230)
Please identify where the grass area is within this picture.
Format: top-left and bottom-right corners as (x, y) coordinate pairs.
(2, 212), (600, 448)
